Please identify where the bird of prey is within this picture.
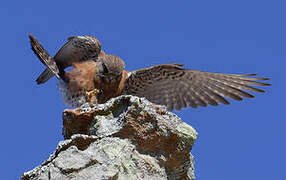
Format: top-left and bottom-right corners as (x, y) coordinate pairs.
(29, 34), (270, 111)
(29, 34), (105, 84)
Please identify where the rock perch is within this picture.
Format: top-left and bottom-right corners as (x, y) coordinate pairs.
(21, 95), (198, 180)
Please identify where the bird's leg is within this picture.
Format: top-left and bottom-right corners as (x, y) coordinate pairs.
(85, 88), (101, 105)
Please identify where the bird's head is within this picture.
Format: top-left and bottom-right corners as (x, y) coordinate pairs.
(96, 55), (125, 83)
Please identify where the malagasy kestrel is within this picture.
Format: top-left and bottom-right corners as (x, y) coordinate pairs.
(29, 34), (270, 111)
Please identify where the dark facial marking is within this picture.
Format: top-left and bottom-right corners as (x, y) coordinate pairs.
(102, 62), (109, 74)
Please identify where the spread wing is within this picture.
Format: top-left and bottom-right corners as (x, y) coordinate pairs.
(123, 64), (270, 110)
(53, 35), (102, 66)
(53, 36), (76, 61)
(29, 34), (103, 84)
(29, 34), (60, 79)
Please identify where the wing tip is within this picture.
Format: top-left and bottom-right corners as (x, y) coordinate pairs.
(261, 82), (271, 86)
(36, 79), (42, 85)
(28, 33), (37, 43)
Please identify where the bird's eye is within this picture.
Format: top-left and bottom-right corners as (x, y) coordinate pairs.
(102, 63), (109, 74)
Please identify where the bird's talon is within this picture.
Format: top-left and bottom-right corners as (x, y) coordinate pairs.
(85, 89), (100, 105)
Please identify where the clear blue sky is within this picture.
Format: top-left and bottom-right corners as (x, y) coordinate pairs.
(1, 0), (284, 179)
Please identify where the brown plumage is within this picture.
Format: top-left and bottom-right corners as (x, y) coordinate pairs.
(123, 63), (270, 110)
(29, 35), (270, 110)
(29, 34), (104, 84)
(58, 55), (127, 107)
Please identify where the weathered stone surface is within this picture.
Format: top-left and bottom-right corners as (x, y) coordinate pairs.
(22, 95), (198, 180)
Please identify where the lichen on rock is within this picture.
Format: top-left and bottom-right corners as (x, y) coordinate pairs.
(22, 95), (198, 180)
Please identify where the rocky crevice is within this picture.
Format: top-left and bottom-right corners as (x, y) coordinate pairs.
(22, 95), (198, 180)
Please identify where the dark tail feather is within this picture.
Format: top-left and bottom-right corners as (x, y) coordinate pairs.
(36, 68), (55, 84)
(28, 34), (60, 83)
